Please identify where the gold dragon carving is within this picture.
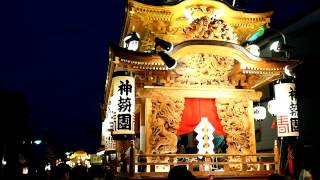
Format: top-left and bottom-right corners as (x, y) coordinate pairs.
(183, 16), (238, 43)
(150, 97), (184, 154)
(172, 53), (236, 88)
(181, 6), (238, 43)
(216, 99), (255, 170)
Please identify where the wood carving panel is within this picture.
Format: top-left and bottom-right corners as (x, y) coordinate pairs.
(216, 99), (255, 170)
(125, 0), (272, 49)
(173, 53), (235, 88)
(128, 6), (239, 51)
(183, 16), (238, 43)
(150, 97), (184, 154)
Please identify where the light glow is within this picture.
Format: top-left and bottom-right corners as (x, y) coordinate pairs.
(96, 150), (105, 156)
(212, 9), (224, 19)
(246, 44), (260, 57)
(2, 159), (7, 166)
(33, 140), (42, 145)
(270, 41), (280, 52)
(284, 65), (295, 77)
(45, 163), (51, 171)
(22, 167), (29, 175)
(183, 9), (194, 22)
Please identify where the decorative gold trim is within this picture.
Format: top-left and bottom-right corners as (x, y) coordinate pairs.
(170, 40), (299, 69)
(137, 86), (262, 101)
(111, 41), (300, 70)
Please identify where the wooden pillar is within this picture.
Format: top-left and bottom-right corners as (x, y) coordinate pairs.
(241, 156), (247, 171)
(129, 140), (135, 177)
(140, 99), (146, 152)
(274, 139), (280, 173)
(144, 98), (152, 154)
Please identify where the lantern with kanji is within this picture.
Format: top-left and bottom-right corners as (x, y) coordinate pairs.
(111, 71), (135, 140)
(274, 78), (299, 137)
(102, 96), (117, 149)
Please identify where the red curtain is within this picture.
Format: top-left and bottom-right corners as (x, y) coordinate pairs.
(287, 145), (295, 175)
(177, 98), (225, 135)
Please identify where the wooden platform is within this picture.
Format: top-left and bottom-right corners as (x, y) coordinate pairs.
(128, 175), (270, 180)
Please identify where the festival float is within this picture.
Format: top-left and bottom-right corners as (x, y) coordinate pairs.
(101, 0), (301, 178)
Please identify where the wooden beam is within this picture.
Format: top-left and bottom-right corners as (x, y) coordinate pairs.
(137, 86), (262, 101)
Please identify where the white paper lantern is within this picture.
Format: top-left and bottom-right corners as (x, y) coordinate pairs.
(253, 106), (266, 121)
(102, 96), (117, 150)
(274, 81), (299, 137)
(111, 71), (135, 140)
(267, 99), (278, 116)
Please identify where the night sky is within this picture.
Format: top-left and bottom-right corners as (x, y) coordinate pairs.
(1, 0), (319, 154)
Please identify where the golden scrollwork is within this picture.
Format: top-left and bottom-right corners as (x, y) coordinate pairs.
(150, 97), (184, 154)
(172, 53), (235, 88)
(216, 99), (255, 170)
